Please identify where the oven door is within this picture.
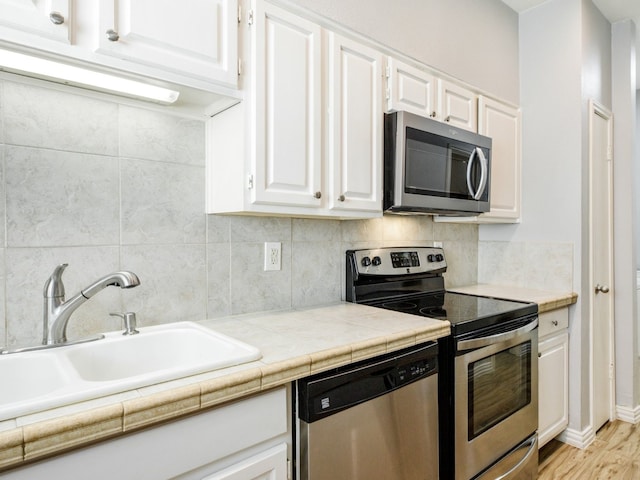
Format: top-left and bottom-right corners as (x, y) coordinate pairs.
(454, 316), (538, 480)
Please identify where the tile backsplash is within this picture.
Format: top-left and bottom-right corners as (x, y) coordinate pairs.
(0, 78), (478, 349)
(478, 240), (573, 291)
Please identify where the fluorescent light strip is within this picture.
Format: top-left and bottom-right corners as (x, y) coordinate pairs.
(0, 49), (180, 104)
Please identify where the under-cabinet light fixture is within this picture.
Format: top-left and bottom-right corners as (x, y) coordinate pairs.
(0, 48), (180, 104)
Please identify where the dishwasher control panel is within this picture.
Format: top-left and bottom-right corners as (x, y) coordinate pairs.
(297, 342), (438, 423)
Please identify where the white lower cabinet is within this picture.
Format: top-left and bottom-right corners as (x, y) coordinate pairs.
(538, 308), (569, 448)
(202, 444), (287, 480)
(1, 387), (289, 480)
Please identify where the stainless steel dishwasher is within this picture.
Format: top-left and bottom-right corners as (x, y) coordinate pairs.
(295, 342), (439, 480)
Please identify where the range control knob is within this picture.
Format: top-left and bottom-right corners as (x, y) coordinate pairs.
(372, 256), (382, 266)
(361, 257), (372, 267)
(427, 254), (435, 262)
(436, 254), (444, 262)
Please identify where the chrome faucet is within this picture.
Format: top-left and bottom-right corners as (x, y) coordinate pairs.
(43, 264), (141, 345)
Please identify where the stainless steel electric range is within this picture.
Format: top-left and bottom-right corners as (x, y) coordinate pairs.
(346, 246), (539, 480)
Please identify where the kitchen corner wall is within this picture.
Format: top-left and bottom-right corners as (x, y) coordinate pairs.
(0, 78), (478, 349)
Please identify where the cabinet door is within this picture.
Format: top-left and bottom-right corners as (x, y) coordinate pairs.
(203, 444), (287, 480)
(538, 332), (569, 448)
(478, 96), (521, 222)
(386, 57), (436, 118)
(251, 1), (323, 208)
(437, 79), (477, 132)
(0, 0), (71, 44)
(327, 32), (383, 213)
(96, 0), (238, 87)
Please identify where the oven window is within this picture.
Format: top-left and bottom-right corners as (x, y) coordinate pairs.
(467, 341), (531, 440)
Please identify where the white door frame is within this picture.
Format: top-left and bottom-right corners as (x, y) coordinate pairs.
(588, 99), (616, 429)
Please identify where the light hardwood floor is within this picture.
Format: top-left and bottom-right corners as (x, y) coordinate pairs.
(538, 421), (640, 479)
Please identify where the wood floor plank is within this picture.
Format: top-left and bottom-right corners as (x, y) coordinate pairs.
(538, 421), (640, 479)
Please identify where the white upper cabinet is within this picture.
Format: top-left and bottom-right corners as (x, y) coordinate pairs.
(206, 0), (383, 218)
(386, 58), (477, 132)
(327, 33), (383, 214)
(251, 0), (322, 208)
(438, 78), (477, 132)
(385, 57), (437, 119)
(96, 0), (238, 88)
(0, 0), (71, 46)
(0, 0), (239, 95)
(477, 96), (521, 222)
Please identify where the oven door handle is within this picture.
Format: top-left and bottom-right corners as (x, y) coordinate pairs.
(457, 318), (538, 351)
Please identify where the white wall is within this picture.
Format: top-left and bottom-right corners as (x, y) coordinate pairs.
(612, 20), (638, 410)
(287, 0), (520, 104)
(636, 92), (640, 272)
(480, 0), (612, 439)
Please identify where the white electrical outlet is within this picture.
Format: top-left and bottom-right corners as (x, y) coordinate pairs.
(433, 241), (443, 248)
(264, 242), (282, 271)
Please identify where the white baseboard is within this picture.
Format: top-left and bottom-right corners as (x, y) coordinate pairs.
(551, 407), (640, 449)
(616, 404), (640, 423)
(556, 426), (596, 449)
(556, 405), (640, 449)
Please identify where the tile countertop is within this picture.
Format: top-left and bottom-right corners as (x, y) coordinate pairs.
(448, 284), (578, 313)
(0, 302), (450, 472)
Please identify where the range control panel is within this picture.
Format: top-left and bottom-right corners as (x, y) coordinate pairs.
(348, 247), (446, 276)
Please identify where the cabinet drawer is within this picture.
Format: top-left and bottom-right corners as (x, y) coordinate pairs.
(539, 308), (568, 338)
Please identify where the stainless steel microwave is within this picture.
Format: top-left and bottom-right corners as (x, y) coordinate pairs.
(384, 111), (492, 215)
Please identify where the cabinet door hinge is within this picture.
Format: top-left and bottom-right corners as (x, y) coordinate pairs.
(247, 174), (254, 189)
(248, 8), (254, 25)
(238, 58), (242, 76)
(237, 4), (242, 23)
(606, 145), (613, 161)
(385, 65), (390, 78)
(287, 459), (292, 480)
(385, 87), (390, 101)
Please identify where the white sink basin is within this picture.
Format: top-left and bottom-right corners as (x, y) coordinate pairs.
(0, 322), (261, 420)
(0, 354), (73, 404)
(63, 322), (261, 383)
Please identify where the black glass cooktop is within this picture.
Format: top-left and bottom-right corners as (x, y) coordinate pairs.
(370, 291), (538, 335)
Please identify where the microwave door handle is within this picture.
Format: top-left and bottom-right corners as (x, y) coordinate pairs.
(466, 148), (478, 198)
(474, 147), (489, 200)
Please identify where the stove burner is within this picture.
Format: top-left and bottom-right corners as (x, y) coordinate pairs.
(419, 307), (447, 319)
(381, 301), (417, 311)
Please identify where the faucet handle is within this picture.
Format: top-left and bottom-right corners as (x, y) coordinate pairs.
(44, 263), (69, 298)
(110, 312), (139, 336)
